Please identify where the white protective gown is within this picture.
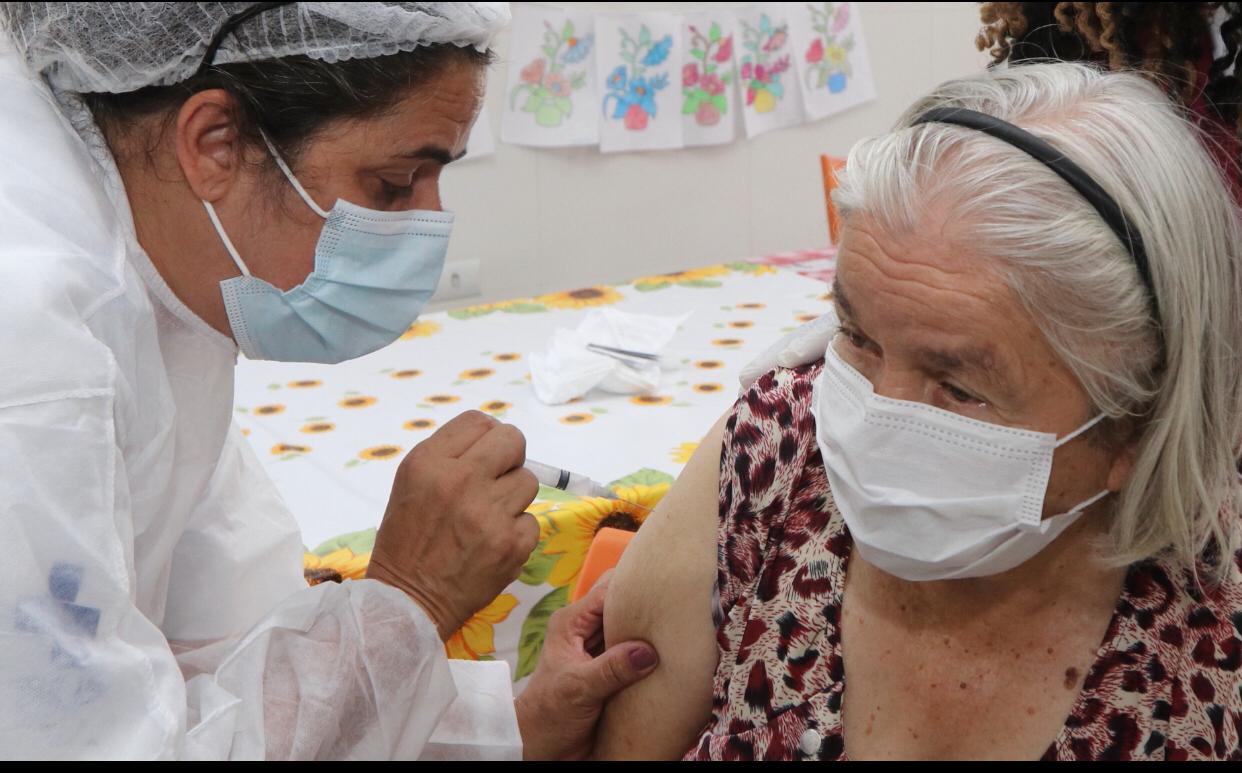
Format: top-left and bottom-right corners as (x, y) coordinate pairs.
(0, 44), (522, 760)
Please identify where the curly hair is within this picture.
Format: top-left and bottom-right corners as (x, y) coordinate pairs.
(977, 3), (1241, 129)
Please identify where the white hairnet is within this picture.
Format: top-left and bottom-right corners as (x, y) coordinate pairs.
(0, 2), (510, 94)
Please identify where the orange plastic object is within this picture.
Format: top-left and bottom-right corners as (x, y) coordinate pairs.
(820, 155), (847, 245)
(570, 527), (638, 603)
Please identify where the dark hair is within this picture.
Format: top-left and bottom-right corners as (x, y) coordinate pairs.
(977, 3), (1241, 127)
(84, 44), (492, 167)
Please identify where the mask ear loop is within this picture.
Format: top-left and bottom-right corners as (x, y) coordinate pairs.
(260, 131), (330, 219)
(203, 199), (251, 277)
(1055, 412), (1108, 448)
(202, 132), (328, 279)
(1068, 489), (1112, 514)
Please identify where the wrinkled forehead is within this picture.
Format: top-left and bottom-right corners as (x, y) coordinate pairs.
(832, 218), (1056, 389)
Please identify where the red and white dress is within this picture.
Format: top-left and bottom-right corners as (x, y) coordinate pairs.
(685, 363), (1242, 761)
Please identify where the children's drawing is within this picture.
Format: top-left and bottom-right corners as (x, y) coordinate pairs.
(681, 22), (733, 127)
(790, 1), (877, 121)
(803, 3), (855, 94)
(501, 6), (600, 148)
(733, 7), (804, 138)
(739, 13), (791, 115)
(596, 13), (683, 152)
(510, 20), (594, 128)
(602, 25), (672, 131)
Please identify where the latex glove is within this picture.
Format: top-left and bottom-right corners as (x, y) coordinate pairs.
(738, 306), (839, 389)
(516, 571), (659, 761)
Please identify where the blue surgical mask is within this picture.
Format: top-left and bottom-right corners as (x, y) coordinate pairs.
(206, 134), (451, 364)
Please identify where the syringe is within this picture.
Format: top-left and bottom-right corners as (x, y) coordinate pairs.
(524, 459), (617, 499)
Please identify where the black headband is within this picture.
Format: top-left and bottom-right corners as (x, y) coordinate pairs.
(911, 107), (1161, 329)
(195, 2), (294, 79)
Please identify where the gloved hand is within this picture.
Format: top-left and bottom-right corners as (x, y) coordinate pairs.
(737, 306), (839, 389)
(516, 571), (659, 761)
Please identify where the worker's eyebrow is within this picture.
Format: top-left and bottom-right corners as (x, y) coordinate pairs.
(396, 144), (467, 164)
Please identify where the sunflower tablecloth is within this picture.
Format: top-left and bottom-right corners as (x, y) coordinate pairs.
(234, 248), (836, 690)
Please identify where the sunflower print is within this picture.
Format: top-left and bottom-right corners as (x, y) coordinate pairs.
(391, 369), (423, 379)
(630, 394), (673, 406)
(633, 265), (730, 286)
(711, 338), (744, 348)
(404, 418), (437, 431)
(445, 593), (520, 661)
(559, 412), (595, 425)
(339, 396), (377, 409)
(493, 353), (522, 363)
(426, 394), (461, 405)
(538, 483), (669, 588)
(253, 404), (285, 416)
(303, 548), (371, 584)
(359, 445), (403, 461)
(696, 360), (725, 370)
(400, 320), (442, 340)
(671, 441), (699, 464)
(794, 312), (821, 324)
(693, 383), (724, 394)
(526, 499), (558, 521)
(480, 400), (511, 415)
(727, 320), (755, 329)
(737, 303), (767, 310)
(301, 422), (335, 434)
(535, 286), (624, 310)
(271, 443), (310, 455)
(287, 379), (323, 389)
(460, 368), (496, 380)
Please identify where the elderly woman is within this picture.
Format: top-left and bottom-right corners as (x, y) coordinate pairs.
(595, 62), (1242, 761)
(0, 2), (655, 760)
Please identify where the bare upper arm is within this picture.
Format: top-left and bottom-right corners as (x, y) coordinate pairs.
(591, 412), (728, 760)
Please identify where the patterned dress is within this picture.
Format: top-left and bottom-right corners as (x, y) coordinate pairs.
(685, 363), (1242, 761)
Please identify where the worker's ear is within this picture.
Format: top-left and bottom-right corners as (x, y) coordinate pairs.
(175, 89), (247, 203)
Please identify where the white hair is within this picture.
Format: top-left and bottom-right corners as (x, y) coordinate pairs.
(834, 62), (1242, 583)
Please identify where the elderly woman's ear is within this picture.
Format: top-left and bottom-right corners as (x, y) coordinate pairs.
(1104, 422), (1140, 494)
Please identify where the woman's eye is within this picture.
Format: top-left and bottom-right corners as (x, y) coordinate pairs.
(843, 329), (869, 349)
(942, 381), (981, 405)
(380, 179), (414, 199)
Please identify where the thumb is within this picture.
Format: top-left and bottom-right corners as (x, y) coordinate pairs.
(577, 641), (659, 705)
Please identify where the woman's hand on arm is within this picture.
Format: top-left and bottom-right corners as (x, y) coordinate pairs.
(515, 572), (659, 761)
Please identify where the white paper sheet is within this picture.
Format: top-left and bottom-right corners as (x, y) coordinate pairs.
(734, 4), (805, 139)
(790, 1), (877, 121)
(595, 12), (684, 153)
(500, 3), (600, 148)
(679, 9), (739, 148)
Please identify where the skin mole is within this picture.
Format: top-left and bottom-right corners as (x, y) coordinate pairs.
(1064, 667), (1080, 690)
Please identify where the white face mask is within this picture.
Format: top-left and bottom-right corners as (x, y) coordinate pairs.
(813, 338), (1110, 582)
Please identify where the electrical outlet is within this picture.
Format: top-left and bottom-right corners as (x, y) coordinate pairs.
(432, 259), (481, 302)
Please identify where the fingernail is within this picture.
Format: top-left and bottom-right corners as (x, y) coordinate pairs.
(628, 645), (657, 671)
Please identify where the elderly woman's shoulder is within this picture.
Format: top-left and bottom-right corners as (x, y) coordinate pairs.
(736, 362), (824, 425)
(1120, 538), (1242, 700)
